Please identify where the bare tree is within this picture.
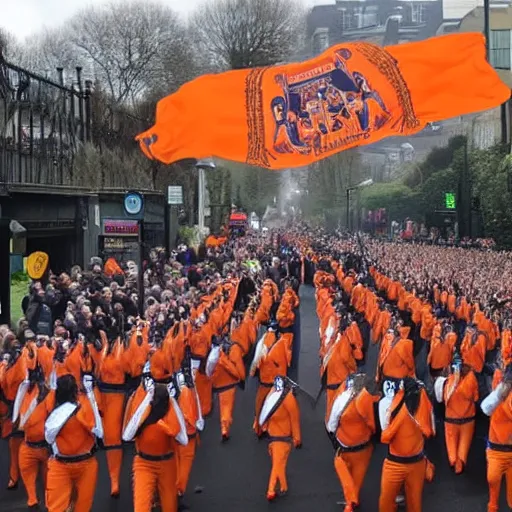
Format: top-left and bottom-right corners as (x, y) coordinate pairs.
(191, 0), (306, 70)
(69, 1), (191, 106)
(0, 27), (23, 62)
(18, 28), (84, 82)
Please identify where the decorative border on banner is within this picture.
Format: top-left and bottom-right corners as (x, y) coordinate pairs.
(352, 42), (420, 132)
(245, 67), (272, 168)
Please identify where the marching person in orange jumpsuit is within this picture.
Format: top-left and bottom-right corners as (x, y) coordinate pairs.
(258, 375), (301, 501)
(481, 362), (512, 512)
(176, 354), (204, 509)
(378, 377), (435, 512)
(326, 373), (381, 512)
(460, 324), (487, 374)
(13, 361), (53, 511)
(96, 330), (127, 498)
(321, 318), (358, 420)
(250, 321), (290, 437)
(208, 334), (246, 441)
(1, 333), (29, 490)
(45, 373), (103, 512)
(122, 369), (188, 512)
(189, 317), (213, 417)
(434, 355), (478, 474)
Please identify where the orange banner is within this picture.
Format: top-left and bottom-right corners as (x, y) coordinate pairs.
(136, 33), (510, 170)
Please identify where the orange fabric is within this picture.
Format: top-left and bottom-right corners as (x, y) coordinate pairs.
(486, 449), (512, 512)
(103, 257), (124, 277)
(54, 394), (96, 457)
(133, 455), (178, 512)
(46, 456), (98, 512)
(379, 458), (426, 512)
(381, 388), (434, 458)
(334, 445), (373, 508)
(19, 442), (49, 507)
(137, 34), (509, 170)
(176, 436), (197, 495)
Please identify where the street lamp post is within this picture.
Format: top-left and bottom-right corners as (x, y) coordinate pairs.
(346, 179), (373, 231)
(195, 159), (216, 231)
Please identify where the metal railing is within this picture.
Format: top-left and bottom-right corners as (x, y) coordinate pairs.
(0, 50), (155, 192)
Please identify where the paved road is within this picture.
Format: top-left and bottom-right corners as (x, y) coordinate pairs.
(1, 286), (508, 511)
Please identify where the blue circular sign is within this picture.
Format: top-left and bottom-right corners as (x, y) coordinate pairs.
(124, 192), (143, 216)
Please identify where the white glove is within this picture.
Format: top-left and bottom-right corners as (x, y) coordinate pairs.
(83, 375), (94, 394)
(142, 361), (151, 374)
(176, 371), (185, 389)
(92, 426), (103, 439)
(167, 382), (177, 398)
(144, 376), (155, 394)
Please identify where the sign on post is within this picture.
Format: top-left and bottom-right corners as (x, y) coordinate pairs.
(168, 186), (183, 205)
(445, 192), (456, 210)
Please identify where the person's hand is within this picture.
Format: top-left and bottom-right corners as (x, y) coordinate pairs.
(294, 439), (302, 449)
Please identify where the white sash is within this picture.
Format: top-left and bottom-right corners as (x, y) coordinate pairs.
(194, 388), (205, 432)
(259, 388), (283, 427)
(20, 396), (39, 429)
(205, 345), (221, 378)
(326, 388), (352, 433)
(324, 318), (336, 348)
(434, 377), (447, 404)
(250, 333), (267, 375)
(12, 378), (30, 423)
(84, 379), (104, 439)
(481, 383), (506, 417)
(45, 402), (79, 445)
(122, 390), (153, 442)
(49, 365), (57, 390)
(322, 333), (341, 371)
(170, 396), (189, 446)
(379, 394), (394, 431)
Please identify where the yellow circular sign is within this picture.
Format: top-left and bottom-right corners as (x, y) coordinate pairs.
(26, 251), (49, 280)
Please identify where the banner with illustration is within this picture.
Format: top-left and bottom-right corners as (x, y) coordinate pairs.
(137, 33), (510, 171)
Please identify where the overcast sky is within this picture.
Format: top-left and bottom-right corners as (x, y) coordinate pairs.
(3, 0), (330, 40)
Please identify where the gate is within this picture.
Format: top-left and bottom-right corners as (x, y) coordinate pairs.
(0, 48), (91, 189)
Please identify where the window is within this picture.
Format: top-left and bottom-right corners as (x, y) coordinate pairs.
(411, 4), (426, 24)
(490, 30), (511, 70)
(312, 30), (329, 55)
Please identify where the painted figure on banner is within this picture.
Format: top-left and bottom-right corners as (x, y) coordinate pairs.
(271, 49), (390, 158)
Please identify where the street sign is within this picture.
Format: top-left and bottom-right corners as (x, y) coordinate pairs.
(445, 192), (456, 210)
(103, 219), (139, 236)
(168, 186), (183, 205)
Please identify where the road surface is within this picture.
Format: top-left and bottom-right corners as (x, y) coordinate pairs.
(1, 286), (507, 511)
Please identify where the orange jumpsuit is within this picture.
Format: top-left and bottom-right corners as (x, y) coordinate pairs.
(259, 382), (301, 500)
(1, 352), (28, 488)
(481, 374), (512, 512)
(190, 325), (213, 416)
(123, 385), (188, 512)
(460, 330), (487, 374)
(45, 394), (100, 512)
(377, 328), (415, 383)
(322, 332), (357, 419)
(17, 384), (54, 508)
(251, 331), (290, 435)
(97, 338), (127, 497)
(327, 383), (379, 511)
(436, 370), (479, 473)
(211, 343), (246, 438)
(176, 379), (202, 496)
(427, 330), (457, 373)
(379, 387), (435, 512)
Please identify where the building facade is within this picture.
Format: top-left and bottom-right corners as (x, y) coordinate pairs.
(307, 0), (443, 54)
(459, 3), (512, 87)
